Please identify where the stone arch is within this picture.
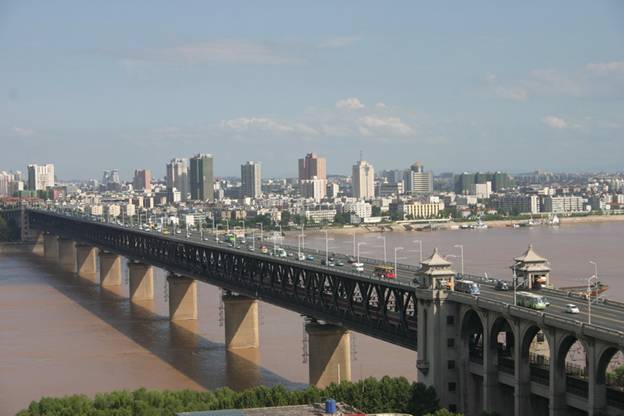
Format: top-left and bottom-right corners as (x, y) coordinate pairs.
(460, 308), (486, 362)
(520, 324), (551, 359)
(489, 316), (516, 351)
(555, 334), (589, 374)
(597, 345), (623, 385)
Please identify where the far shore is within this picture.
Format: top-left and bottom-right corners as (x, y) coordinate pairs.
(283, 213), (624, 236)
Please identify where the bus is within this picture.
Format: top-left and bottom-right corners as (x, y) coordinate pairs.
(455, 280), (480, 295)
(516, 291), (548, 310)
(374, 264), (397, 279)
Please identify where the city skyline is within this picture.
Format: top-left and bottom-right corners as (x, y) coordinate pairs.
(2, 1), (624, 178)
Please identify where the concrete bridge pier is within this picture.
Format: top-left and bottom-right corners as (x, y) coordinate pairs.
(43, 233), (58, 260)
(100, 252), (122, 287)
(76, 245), (98, 282)
(548, 330), (568, 416)
(514, 324), (531, 416)
(57, 238), (76, 273)
(223, 293), (259, 350)
(167, 274), (197, 321)
(128, 262), (154, 302)
(305, 321), (351, 388)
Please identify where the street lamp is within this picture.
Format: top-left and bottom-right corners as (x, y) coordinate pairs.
(377, 235), (387, 263)
(251, 230), (256, 251)
(300, 224), (305, 251)
(357, 242), (367, 264)
(413, 240), (423, 264)
(394, 247), (404, 277)
(454, 244), (464, 276)
(353, 232), (357, 258)
(323, 229), (334, 264)
(588, 261), (598, 325)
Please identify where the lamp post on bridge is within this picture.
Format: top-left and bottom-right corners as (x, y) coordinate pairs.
(357, 242), (367, 264)
(256, 223), (263, 242)
(588, 261), (598, 325)
(454, 244), (464, 276)
(377, 235), (387, 264)
(394, 247), (404, 278)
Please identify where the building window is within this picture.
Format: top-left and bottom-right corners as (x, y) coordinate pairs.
(448, 360), (455, 370)
(448, 382), (456, 392)
(447, 338), (455, 347)
(446, 315), (455, 325)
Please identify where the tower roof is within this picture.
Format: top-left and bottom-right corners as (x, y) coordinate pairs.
(421, 248), (452, 267)
(514, 244), (548, 263)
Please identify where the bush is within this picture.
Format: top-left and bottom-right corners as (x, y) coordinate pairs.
(17, 377), (440, 416)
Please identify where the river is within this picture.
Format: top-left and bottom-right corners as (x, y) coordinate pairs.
(0, 222), (622, 414)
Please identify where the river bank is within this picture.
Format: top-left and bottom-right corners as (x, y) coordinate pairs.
(284, 214), (624, 236)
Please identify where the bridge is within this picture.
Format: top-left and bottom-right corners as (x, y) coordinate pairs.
(2, 207), (624, 416)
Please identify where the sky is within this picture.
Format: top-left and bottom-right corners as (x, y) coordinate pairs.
(1, 1), (623, 180)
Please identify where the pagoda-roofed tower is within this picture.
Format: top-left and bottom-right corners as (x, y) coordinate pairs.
(417, 248), (456, 290)
(511, 244), (551, 289)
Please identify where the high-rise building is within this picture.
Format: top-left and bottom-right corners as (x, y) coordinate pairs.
(404, 162), (433, 195)
(133, 169), (152, 192)
(298, 153), (326, 180)
(190, 154), (214, 201)
(0, 171), (11, 196)
(300, 177), (327, 202)
(166, 158), (189, 201)
(27, 163), (55, 191)
(102, 169), (120, 186)
(352, 160), (375, 199)
(241, 161), (262, 199)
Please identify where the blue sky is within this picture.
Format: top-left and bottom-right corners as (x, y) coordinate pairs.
(1, 1), (623, 180)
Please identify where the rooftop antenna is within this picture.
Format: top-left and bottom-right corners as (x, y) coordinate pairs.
(359, 149), (363, 162)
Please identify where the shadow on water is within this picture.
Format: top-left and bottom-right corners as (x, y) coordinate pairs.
(20, 253), (305, 392)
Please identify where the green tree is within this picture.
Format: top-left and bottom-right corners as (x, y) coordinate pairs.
(424, 410), (463, 416)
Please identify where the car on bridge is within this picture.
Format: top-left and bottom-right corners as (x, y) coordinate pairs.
(565, 303), (580, 314)
(494, 280), (509, 291)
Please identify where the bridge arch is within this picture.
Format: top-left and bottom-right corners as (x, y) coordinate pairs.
(555, 334), (590, 398)
(597, 345), (623, 385)
(460, 307), (486, 363)
(488, 316), (516, 374)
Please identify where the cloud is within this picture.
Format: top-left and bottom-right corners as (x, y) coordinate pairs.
(375, 102), (387, 109)
(487, 60), (624, 101)
(109, 40), (305, 67)
(221, 117), (296, 133)
(542, 116), (568, 129)
(494, 86), (528, 101)
(357, 115), (414, 136)
(336, 97), (365, 110)
(12, 126), (35, 137)
(318, 36), (359, 49)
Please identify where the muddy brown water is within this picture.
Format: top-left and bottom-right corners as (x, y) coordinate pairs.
(1, 222), (622, 414)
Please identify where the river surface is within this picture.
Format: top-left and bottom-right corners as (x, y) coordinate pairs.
(1, 223), (622, 414)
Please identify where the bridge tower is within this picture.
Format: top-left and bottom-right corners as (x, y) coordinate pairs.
(416, 249), (461, 413)
(511, 244), (551, 289)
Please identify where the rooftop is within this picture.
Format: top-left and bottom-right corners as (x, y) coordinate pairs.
(176, 402), (363, 416)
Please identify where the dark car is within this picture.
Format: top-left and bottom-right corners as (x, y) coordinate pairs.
(495, 280), (510, 291)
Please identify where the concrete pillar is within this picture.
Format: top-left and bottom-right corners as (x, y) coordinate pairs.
(76, 245), (98, 282)
(167, 275), (197, 321)
(43, 234), (58, 260)
(549, 331), (567, 416)
(482, 318), (499, 413)
(306, 321), (351, 388)
(128, 262), (154, 302)
(100, 252), (122, 287)
(587, 342), (607, 416)
(514, 325), (531, 416)
(223, 294), (259, 350)
(58, 238), (76, 273)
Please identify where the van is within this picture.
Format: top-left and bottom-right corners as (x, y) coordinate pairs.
(352, 262), (364, 272)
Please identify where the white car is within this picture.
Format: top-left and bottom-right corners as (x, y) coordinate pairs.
(565, 304), (580, 314)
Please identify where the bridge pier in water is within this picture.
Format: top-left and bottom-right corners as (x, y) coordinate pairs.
(43, 233), (58, 260)
(57, 238), (76, 273)
(99, 252), (122, 287)
(128, 262), (154, 302)
(76, 245), (98, 282)
(305, 321), (351, 388)
(223, 293), (259, 350)
(167, 275), (197, 321)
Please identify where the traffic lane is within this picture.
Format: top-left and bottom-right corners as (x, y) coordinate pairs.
(150, 229), (624, 325)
